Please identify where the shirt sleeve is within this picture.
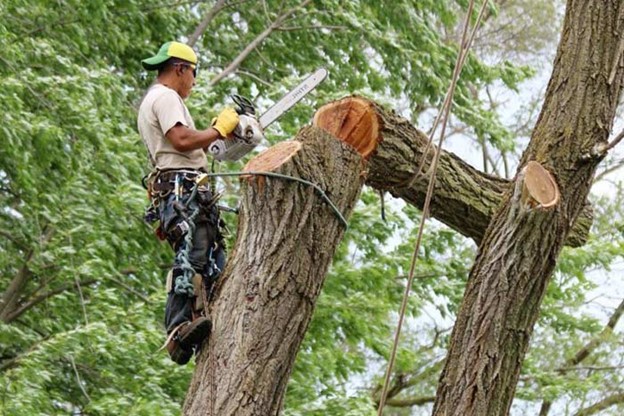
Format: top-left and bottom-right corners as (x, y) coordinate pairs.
(152, 90), (189, 135)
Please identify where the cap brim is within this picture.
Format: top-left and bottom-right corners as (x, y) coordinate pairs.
(141, 55), (169, 70)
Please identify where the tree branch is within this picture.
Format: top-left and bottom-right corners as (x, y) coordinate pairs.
(236, 69), (273, 87)
(103, 275), (150, 303)
(567, 298), (624, 368)
(2, 278), (98, 324)
(558, 365), (624, 372)
(209, 0), (313, 86)
(276, 24), (346, 32)
(385, 396), (436, 407)
(69, 354), (91, 402)
(187, 0), (228, 47)
(573, 393), (624, 416)
(604, 127), (624, 154)
(594, 157), (624, 182)
(539, 297), (624, 416)
(0, 230), (29, 251)
(314, 96), (593, 248)
(0, 225), (55, 322)
(0, 335), (52, 373)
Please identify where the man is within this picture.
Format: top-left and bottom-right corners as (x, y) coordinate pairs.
(137, 41), (239, 365)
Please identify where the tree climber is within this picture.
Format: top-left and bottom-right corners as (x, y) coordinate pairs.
(137, 41), (239, 365)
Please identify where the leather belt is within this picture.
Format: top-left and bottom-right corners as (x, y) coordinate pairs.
(151, 169), (206, 194)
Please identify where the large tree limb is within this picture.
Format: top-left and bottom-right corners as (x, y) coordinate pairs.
(312, 96), (592, 247)
(431, 1), (624, 414)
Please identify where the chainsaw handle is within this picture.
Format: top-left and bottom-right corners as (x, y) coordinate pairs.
(231, 94), (256, 116)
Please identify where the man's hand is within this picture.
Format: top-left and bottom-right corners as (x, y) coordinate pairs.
(212, 107), (240, 138)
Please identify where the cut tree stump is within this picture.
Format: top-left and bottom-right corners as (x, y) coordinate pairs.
(520, 161), (560, 209)
(182, 126), (366, 416)
(313, 96), (591, 247)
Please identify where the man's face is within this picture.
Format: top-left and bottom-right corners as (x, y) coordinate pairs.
(176, 62), (196, 99)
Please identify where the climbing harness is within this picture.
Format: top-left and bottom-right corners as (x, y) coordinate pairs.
(143, 167), (347, 301)
(143, 169), (222, 298)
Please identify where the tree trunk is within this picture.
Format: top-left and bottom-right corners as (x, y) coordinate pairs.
(433, 1), (624, 415)
(182, 126), (368, 415)
(313, 96), (592, 248)
(180, 2), (623, 413)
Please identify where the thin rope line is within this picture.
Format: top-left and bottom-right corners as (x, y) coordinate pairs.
(204, 171), (349, 228)
(407, 0), (489, 188)
(376, 1), (489, 413)
(410, 2), (474, 184)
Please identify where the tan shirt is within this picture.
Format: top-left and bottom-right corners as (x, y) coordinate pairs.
(137, 84), (207, 170)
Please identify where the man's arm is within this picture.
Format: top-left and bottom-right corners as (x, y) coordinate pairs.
(165, 107), (240, 152)
(166, 124), (221, 152)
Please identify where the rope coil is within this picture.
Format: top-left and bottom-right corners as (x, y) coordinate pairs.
(173, 205), (200, 297)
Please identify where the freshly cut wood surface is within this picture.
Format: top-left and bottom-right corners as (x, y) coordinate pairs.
(243, 140), (302, 173)
(522, 161), (560, 208)
(313, 96), (381, 158)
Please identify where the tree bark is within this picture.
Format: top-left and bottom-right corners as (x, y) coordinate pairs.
(182, 126), (366, 415)
(313, 96), (592, 247)
(432, 1), (624, 415)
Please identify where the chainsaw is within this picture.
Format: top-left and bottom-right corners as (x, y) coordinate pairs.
(208, 68), (328, 161)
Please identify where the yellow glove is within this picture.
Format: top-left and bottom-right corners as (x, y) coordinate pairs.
(212, 107), (240, 137)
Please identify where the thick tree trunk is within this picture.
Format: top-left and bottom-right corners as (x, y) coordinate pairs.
(179, 3), (622, 413)
(313, 97), (592, 247)
(433, 1), (624, 415)
(182, 127), (367, 415)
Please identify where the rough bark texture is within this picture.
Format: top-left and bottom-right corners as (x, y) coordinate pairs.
(182, 126), (365, 416)
(433, 1), (624, 415)
(313, 97), (592, 247)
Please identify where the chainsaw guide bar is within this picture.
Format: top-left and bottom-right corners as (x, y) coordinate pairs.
(208, 68), (328, 161)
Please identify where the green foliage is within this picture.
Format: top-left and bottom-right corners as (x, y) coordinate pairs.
(1, 0), (621, 415)
(0, 1), (187, 412)
(1, 297), (192, 416)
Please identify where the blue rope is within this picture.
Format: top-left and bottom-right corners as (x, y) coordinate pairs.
(172, 179), (202, 297)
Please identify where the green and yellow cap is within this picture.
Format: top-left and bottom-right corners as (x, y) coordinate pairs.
(141, 41), (198, 70)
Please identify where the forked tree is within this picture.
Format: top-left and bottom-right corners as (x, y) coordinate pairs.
(182, 1), (624, 414)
